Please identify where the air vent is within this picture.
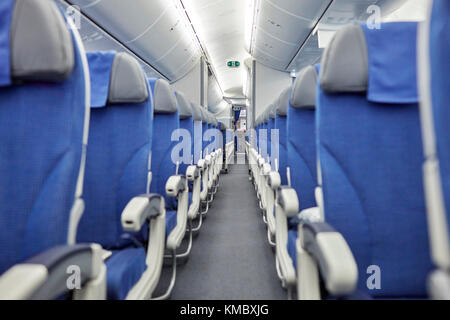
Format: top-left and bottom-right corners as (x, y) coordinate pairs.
(267, 19), (281, 28)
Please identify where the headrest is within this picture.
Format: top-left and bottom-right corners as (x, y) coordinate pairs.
(149, 78), (178, 114)
(277, 87), (290, 116)
(0, 0), (75, 86)
(175, 91), (192, 119)
(190, 102), (202, 121)
(320, 22), (418, 103)
(109, 53), (149, 104)
(219, 122), (226, 130)
(269, 104), (277, 119)
(290, 65), (318, 109)
(88, 51), (149, 108)
(320, 24), (367, 94)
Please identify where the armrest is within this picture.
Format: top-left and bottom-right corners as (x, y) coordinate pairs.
(300, 222), (358, 296)
(276, 186), (299, 217)
(121, 194), (165, 232)
(197, 159), (206, 170)
(166, 175), (187, 197)
(298, 206), (322, 223)
(262, 163), (272, 176)
(0, 244), (102, 300)
(186, 165), (199, 181)
(257, 157), (265, 169)
(267, 171), (281, 190)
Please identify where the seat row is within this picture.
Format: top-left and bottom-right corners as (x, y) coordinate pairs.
(246, 0), (449, 300)
(0, 0), (231, 300)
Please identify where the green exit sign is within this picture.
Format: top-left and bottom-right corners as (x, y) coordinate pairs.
(227, 61), (240, 68)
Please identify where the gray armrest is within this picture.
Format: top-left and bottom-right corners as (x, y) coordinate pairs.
(267, 171), (281, 190)
(121, 194), (165, 232)
(301, 222), (358, 296)
(0, 244), (102, 300)
(277, 186), (299, 217)
(166, 175), (187, 197)
(257, 157), (265, 169)
(197, 159), (206, 170)
(186, 165), (199, 181)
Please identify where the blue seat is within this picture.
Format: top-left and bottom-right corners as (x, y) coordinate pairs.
(175, 92), (202, 224)
(275, 66), (319, 294)
(0, 0), (100, 299)
(259, 110), (269, 160)
(267, 104), (275, 162)
(148, 78), (188, 252)
(418, 0), (450, 298)
(105, 247), (146, 300)
(77, 51), (156, 300)
(148, 79), (179, 228)
(175, 91), (194, 175)
(287, 65), (319, 214)
(274, 88), (290, 185)
(317, 22), (433, 298)
(287, 230), (298, 270)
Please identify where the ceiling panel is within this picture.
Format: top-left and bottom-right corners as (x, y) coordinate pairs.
(67, 0), (201, 81)
(57, 0), (164, 79)
(286, 0), (409, 72)
(251, 0), (331, 71)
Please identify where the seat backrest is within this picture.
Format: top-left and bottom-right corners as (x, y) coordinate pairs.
(275, 88), (290, 185)
(175, 91), (193, 174)
(259, 109), (269, 159)
(149, 78), (179, 210)
(0, 0), (89, 274)
(318, 22), (432, 298)
(287, 65), (318, 211)
(268, 103), (276, 161)
(419, 0), (450, 270)
(77, 51), (152, 248)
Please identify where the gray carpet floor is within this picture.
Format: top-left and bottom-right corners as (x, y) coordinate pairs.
(154, 158), (286, 300)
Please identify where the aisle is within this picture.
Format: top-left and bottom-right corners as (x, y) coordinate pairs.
(167, 155), (286, 299)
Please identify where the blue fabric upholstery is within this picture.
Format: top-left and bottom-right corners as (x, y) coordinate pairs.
(429, 0), (450, 238)
(317, 23), (432, 298)
(287, 105), (317, 212)
(0, 0), (13, 86)
(0, 18), (87, 274)
(166, 210), (178, 238)
(77, 52), (153, 248)
(275, 115), (288, 185)
(363, 23), (419, 104)
(148, 78), (179, 210)
(202, 122), (209, 156)
(105, 247), (146, 300)
(259, 121), (268, 160)
(77, 52), (153, 300)
(179, 117), (193, 175)
(287, 230), (298, 271)
(267, 117), (273, 159)
(88, 51), (115, 108)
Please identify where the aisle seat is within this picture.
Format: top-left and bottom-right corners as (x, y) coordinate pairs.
(0, 0), (104, 300)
